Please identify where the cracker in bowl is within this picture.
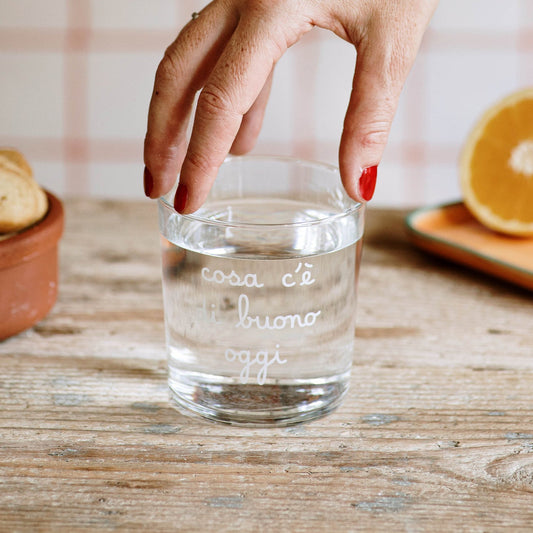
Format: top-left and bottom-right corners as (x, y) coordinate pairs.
(0, 148), (48, 234)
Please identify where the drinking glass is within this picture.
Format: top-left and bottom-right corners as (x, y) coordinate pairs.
(158, 155), (364, 426)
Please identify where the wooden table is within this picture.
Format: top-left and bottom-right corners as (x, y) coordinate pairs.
(1, 199), (532, 531)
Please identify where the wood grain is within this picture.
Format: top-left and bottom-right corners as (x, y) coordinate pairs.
(1, 200), (532, 531)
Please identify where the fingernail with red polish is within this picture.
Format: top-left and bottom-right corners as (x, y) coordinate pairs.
(143, 166), (153, 197)
(359, 166), (378, 202)
(174, 182), (188, 214)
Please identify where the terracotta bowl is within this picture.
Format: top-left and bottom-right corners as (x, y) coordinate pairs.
(0, 191), (64, 340)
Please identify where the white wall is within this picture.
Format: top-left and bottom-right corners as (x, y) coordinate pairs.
(0, 0), (532, 206)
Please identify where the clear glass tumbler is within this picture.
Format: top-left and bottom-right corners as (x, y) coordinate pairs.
(158, 155), (365, 426)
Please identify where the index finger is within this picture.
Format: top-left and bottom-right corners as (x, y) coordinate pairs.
(144, 3), (237, 198)
(175, 14), (312, 213)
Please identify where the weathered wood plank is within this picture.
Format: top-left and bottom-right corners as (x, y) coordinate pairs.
(0, 200), (532, 531)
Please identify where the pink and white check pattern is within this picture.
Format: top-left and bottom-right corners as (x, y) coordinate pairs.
(1, 0), (532, 206)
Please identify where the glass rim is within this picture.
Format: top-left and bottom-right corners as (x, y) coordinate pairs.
(158, 154), (364, 229)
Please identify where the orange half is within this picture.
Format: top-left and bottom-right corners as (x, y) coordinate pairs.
(460, 88), (533, 236)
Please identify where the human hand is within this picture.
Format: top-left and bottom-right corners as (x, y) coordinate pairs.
(144, 0), (438, 212)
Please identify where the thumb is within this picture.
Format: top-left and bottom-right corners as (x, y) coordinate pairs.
(339, 40), (410, 203)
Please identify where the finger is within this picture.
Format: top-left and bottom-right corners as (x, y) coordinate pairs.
(338, 2), (435, 203)
(230, 70), (274, 155)
(143, 3), (237, 198)
(176, 14), (312, 213)
(338, 40), (406, 203)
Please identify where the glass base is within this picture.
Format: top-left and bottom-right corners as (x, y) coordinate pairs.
(168, 370), (350, 427)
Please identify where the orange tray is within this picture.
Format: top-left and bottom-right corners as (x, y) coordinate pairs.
(405, 202), (533, 291)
